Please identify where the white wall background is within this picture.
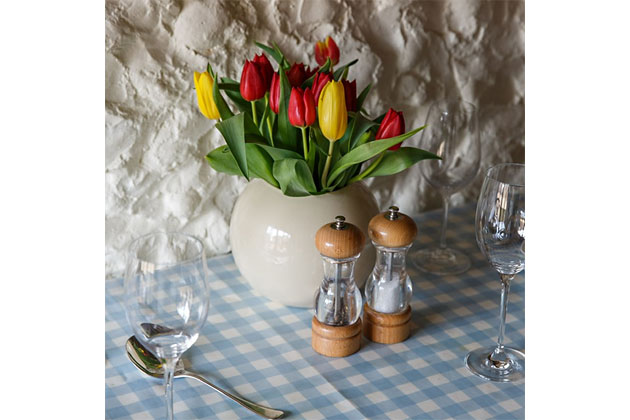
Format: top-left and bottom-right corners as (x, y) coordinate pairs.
(105, 0), (524, 276)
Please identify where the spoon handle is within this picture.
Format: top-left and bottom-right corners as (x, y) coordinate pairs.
(178, 371), (285, 419)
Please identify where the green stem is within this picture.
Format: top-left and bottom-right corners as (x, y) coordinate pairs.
(301, 127), (308, 160)
(321, 141), (335, 188)
(266, 116), (274, 147)
(263, 94), (274, 147)
(348, 152), (385, 184)
(251, 100), (258, 126)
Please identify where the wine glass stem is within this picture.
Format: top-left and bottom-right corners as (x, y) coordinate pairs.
(163, 357), (178, 420)
(492, 274), (514, 360)
(439, 194), (450, 249)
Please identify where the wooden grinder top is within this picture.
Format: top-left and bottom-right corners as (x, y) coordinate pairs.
(368, 206), (417, 248)
(315, 216), (365, 259)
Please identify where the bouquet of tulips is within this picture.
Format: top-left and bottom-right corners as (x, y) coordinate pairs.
(194, 37), (439, 197)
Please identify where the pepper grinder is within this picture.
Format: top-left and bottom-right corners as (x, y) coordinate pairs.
(364, 206), (417, 344)
(312, 216), (365, 357)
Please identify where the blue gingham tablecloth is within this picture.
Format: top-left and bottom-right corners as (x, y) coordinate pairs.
(105, 203), (525, 419)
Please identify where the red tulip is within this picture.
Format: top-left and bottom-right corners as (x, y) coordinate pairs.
(289, 87), (316, 127)
(269, 72), (280, 114)
(253, 53), (273, 91)
(342, 79), (357, 112)
(287, 63), (307, 87)
(240, 60), (267, 101)
(312, 71), (333, 104)
(315, 36), (340, 67)
(375, 108), (405, 151)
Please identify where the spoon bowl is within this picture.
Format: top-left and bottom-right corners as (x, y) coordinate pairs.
(126, 336), (186, 378)
(126, 336), (286, 419)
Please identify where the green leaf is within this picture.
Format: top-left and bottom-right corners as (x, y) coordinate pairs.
(272, 41), (291, 70)
(362, 147), (441, 178)
(245, 144), (279, 187)
(214, 114), (248, 179)
(258, 97), (271, 133)
(206, 145), (241, 176)
(312, 127), (331, 157)
(323, 166), (350, 192)
(276, 69), (299, 150)
(256, 144), (303, 161)
(210, 71), (234, 120)
(217, 83), (240, 92)
(356, 83), (372, 112)
(307, 138), (317, 174)
(272, 158), (318, 197)
(327, 125), (426, 185)
(259, 103), (276, 146)
(333, 59), (358, 80)
(255, 42), (284, 67)
(241, 111), (267, 144)
(219, 78), (249, 113)
(255, 42), (290, 69)
(348, 113), (379, 151)
(319, 57), (332, 74)
(206, 144), (279, 188)
(354, 131), (372, 148)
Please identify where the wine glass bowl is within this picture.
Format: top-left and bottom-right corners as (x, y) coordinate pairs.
(124, 232), (210, 419)
(420, 103), (481, 194)
(412, 99), (481, 275)
(465, 163), (525, 382)
(475, 164), (525, 276)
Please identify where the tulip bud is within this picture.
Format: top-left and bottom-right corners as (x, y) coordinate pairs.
(253, 53), (274, 91)
(342, 79), (357, 112)
(312, 71), (333, 104)
(318, 80), (347, 142)
(289, 87), (316, 128)
(287, 63), (307, 87)
(240, 60), (267, 102)
(269, 72), (281, 114)
(314, 36), (340, 67)
(375, 108), (406, 151)
(194, 70), (220, 120)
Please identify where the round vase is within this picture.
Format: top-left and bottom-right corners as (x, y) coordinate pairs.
(230, 179), (379, 308)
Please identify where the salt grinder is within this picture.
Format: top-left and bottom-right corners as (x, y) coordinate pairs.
(364, 206), (417, 344)
(312, 216), (365, 357)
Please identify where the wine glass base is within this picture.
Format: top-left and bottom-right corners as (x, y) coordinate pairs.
(465, 346), (525, 382)
(411, 247), (471, 275)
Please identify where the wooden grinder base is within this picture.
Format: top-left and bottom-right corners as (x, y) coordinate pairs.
(363, 303), (411, 344)
(311, 316), (362, 357)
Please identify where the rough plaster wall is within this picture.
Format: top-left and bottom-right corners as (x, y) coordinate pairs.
(105, 0), (524, 276)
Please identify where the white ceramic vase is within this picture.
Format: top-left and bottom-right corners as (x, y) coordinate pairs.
(230, 179), (380, 308)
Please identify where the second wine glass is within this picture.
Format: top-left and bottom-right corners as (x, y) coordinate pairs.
(465, 163), (525, 382)
(124, 232), (211, 420)
(411, 99), (481, 275)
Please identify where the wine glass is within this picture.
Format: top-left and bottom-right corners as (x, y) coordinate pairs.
(124, 232), (210, 419)
(465, 163), (525, 382)
(411, 99), (481, 275)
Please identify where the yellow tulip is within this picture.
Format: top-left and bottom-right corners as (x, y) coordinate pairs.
(194, 71), (220, 120)
(317, 80), (347, 142)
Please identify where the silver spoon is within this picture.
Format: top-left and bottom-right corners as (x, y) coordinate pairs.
(126, 336), (286, 419)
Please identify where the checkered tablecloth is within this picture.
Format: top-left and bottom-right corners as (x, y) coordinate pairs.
(106, 203), (525, 419)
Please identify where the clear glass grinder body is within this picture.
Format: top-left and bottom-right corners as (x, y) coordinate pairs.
(365, 243), (413, 313)
(315, 254), (363, 326)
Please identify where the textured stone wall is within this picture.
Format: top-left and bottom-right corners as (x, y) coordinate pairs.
(105, 0), (524, 275)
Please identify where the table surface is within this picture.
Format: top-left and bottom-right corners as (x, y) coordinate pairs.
(105, 203), (525, 419)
